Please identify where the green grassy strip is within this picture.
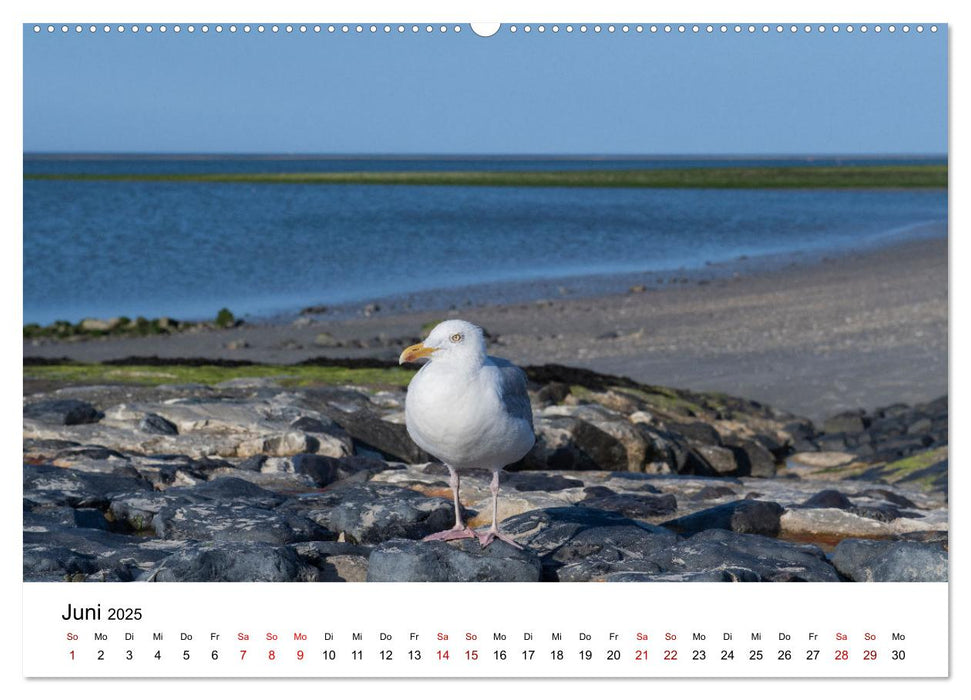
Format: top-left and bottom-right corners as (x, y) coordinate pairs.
(24, 165), (947, 189)
(23, 363), (416, 389)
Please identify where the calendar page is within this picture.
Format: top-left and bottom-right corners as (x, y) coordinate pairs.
(18, 0), (952, 688)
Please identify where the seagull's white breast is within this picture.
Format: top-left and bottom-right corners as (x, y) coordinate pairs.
(405, 360), (535, 470)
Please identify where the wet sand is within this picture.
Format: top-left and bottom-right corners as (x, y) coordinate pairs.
(24, 237), (948, 422)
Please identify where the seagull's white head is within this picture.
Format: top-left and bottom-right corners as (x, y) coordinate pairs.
(399, 319), (486, 366)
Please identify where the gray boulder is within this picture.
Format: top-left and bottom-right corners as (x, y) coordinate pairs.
(146, 542), (319, 582)
(367, 538), (542, 582)
(24, 399), (103, 425)
(281, 483), (453, 544)
(662, 500), (784, 537)
(831, 539), (947, 582)
(662, 529), (840, 582)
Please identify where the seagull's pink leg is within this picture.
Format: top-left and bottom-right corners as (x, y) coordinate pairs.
(423, 465), (477, 542)
(478, 470), (523, 549)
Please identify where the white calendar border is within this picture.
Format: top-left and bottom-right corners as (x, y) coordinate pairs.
(6, 0), (962, 695)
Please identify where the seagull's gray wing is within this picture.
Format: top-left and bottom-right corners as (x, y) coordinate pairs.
(488, 356), (534, 430)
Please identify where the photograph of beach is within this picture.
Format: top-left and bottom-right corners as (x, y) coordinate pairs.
(23, 22), (947, 582)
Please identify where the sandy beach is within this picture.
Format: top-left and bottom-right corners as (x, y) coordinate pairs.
(24, 237), (947, 422)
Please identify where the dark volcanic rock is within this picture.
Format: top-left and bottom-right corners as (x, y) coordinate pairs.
(802, 489), (854, 509)
(24, 506), (111, 531)
(856, 489), (918, 509)
(661, 500), (784, 537)
(23, 464), (152, 510)
(691, 485), (738, 501)
(605, 568), (762, 582)
(501, 507), (679, 581)
(668, 421), (722, 446)
(291, 541), (372, 581)
(693, 445), (739, 475)
(325, 409), (428, 463)
(564, 418), (629, 471)
(286, 453), (343, 486)
(24, 545), (100, 580)
(367, 538), (542, 582)
(139, 413), (178, 435)
(168, 477), (286, 508)
(152, 502), (330, 545)
(284, 453), (391, 486)
(23, 526), (181, 581)
(664, 530), (840, 582)
(578, 492), (678, 520)
(831, 539), (948, 582)
(281, 483), (453, 544)
(726, 439), (777, 478)
(24, 399), (103, 425)
(823, 411), (869, 434)
(507, 473), (584, 492)
(146, 542), (319, 582)
(109, 477), (288, 531)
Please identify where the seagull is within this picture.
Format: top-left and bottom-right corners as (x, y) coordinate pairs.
(399, 319), (535, 548)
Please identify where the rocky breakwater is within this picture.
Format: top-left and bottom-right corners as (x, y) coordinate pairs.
(23, 365), (947, 582)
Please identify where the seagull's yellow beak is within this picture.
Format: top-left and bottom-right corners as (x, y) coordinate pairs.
(399, 342), (438, 365)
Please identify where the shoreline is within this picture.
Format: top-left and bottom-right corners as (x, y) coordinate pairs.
(24, 236), (948, 422)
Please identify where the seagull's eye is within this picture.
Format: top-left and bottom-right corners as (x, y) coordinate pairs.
(450, 333), (463, 343)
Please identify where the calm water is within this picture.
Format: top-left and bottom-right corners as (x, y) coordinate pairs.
(22, 158), (947, 325)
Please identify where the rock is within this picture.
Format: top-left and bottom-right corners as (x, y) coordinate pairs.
(534, 382), (570, 405)
(662, 500), (784, 537)
(79, 317), (118, 332)
(501, 507), (679, 581)
(237, 431), (322, 458)
(24, 399), (103, 425)
(260, 453), (342, 487)
(24, 506), (111, 531)
(326, 409), (427, 464)
(146, 542), (320, 582)
(24, 545), (100, 581)
(108, 477), (287, 531)
(669, 421), (721, 446)
(801, 489), (854, 509)
(661, 529), (840, 582)
(831, 539), (947, 582)
(605, 568), (762, 582)
(788, 451), (857, 469)
(367, 538), (542, 582)
(313, 332), (340, 347)
(23, 526), (182, 581)
(23, 464), (152, 510)
(691, 485), (737, 500)
(291, 541), (371, 581)
(694, 445), (739, 475)
(139, 413), (179, 435)
(505, 473), (584, 492)
(906, 417), (933, 435)
(237, 455), (267, 472)
(151, 501), (329, 546)
(823, 411), (869, 434)
(727, 439), (777, 478)
(282, 483), (453, 544)
(290, 416), (340, 434)
(856, 488), (918, 509)
(578, 492), (678, 520)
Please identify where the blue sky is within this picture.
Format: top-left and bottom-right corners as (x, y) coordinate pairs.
(22, 24), (947, 155)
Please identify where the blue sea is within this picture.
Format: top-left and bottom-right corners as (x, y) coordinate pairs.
(22, 156), (947, 325)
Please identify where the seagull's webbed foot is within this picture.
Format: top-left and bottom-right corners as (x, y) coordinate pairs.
(477, 526), (524, 550)
(423, 525), (478, 542)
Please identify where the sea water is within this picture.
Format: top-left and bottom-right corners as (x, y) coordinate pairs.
(22, 157), (947, 325)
